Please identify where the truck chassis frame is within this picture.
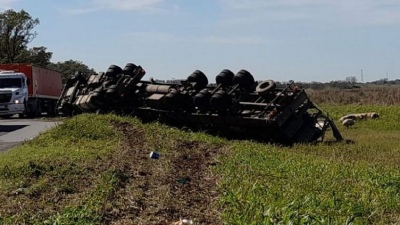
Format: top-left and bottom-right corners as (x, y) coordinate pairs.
(57, 63), (343, 144)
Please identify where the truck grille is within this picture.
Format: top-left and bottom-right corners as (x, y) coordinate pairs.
(0, 93), (12, 103)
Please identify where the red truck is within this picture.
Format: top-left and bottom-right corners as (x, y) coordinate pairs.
(0, 64), (62, 118)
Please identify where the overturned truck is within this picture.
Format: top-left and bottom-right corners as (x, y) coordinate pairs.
(57, 63), (343, 144)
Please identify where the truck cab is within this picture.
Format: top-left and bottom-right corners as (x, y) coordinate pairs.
(0, 70), (29, 118)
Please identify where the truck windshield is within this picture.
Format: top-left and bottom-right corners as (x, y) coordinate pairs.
(0, 78), (22, 88)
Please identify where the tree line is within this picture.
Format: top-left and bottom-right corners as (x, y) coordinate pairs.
(0, 9), (95, 83)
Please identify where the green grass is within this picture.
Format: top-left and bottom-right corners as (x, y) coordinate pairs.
(0, 114), (226, 224)
(0, 114), (125, 224)
(0, 105), (400, 224)
(217, 105), (400, 224)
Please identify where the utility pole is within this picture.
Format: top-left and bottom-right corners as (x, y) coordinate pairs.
(361, 69), (364, 83)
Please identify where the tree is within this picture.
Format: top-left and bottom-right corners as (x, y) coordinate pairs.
(28, 46), (52, 67)
(0, 9), (40, 63)
(345, 76), (357, 86)
(48, 60), (96, 83)
(11, 46), (53, 67)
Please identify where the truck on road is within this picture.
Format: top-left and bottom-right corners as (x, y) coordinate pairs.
(0, 64), (62, 118)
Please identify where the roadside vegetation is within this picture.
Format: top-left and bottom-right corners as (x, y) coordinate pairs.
(0, 104), (399, 224)
(219, 104), (400, 224)
(0, 114), (225, 224)
(307, 86), (400, 105)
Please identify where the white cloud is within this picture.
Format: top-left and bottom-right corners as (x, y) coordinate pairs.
(0, 0), (18, 9)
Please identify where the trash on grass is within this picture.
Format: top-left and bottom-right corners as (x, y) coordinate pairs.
(149, 151), (160, 159)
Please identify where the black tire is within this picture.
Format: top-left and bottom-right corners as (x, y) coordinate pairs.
(90, 91), (103, 105)
(164, 89), (179, 108)
(19, 100), (27, 118)
(36, 101), (42, 117)
(26, 100), (39, 118)
(187, 70), (208, 90)
(0, 115), (11, 119)
(233, 69), (255, 88)
(210, 90), (231, 111)
(105, 88), (118, 103)
(194, 89), (211, 110)
(256, 80), (276, 95)
(216, 69), (234, 87)
(123, 63), (137, 76)
(105, 65), (122, 78)
(47, 100), (56, 117)
(93, 86), (104, 95)
(50, 100), (59, 117)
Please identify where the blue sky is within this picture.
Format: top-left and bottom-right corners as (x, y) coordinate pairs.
(1, 0), (399, 82)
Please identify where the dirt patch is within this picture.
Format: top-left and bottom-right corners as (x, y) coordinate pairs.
(102, 121), (225, 225)
(0, 121), (226, 224)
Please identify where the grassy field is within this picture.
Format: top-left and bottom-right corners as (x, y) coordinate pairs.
(0, 105), (399, 224)
(218, 104), (400, 224)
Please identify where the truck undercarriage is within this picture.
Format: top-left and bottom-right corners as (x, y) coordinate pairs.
(57, 63), (343, 144)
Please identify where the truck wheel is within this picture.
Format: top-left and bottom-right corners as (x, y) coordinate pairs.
(122, 63), (137, 76)
(187, 70), (208, 90)
(210, 90), (231, 111)
(19, 100), (27, 118)
(47, 100), (57, 117)
(105, 65), (122, 78)
(256, 80), (276, 96)
(105, 88), (118, 104)
(35, 101), (42, 117)
(25, 100), (36, 118)
(216, 69), (234, 87)
(164, 89), (180, 109)
(194, 88), (211, 110)
(233, 69), (255, 88)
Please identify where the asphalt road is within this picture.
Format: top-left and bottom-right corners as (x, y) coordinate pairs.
(0, 117), (61, 152)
